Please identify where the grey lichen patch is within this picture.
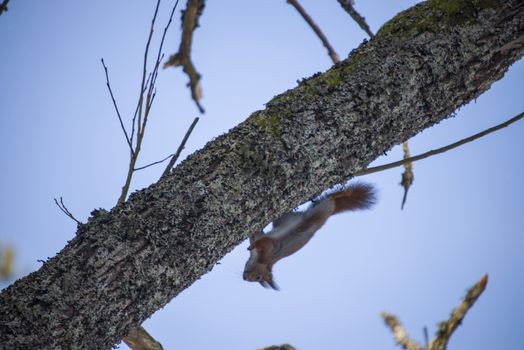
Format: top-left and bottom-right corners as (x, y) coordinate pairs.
(377, 0), (498, 37)
(235, 139), (266, 173)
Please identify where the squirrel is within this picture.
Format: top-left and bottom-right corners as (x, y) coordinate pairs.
(243, 182), (376, 290)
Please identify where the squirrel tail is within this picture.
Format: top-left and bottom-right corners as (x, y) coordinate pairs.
(330, 182), (377, 214)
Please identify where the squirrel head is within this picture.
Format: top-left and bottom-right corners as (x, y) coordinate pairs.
(243, 236), (279, 290)
(243, 262), (278, 290)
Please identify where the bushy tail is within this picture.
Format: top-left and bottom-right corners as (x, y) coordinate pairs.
(330, 182), (377, 214)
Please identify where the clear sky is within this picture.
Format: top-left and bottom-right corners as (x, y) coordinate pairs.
(1, 1), (523, 349)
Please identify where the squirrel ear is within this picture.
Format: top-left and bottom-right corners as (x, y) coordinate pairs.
(266, 277), (279, 291)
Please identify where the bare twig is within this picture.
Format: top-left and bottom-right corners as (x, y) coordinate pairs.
(133, 116), (199, 172)
(355, 111), (524, 177)
(134, 0), (162, 144)
(161, 116), (199, 178)
(54, 197), (82, 225)
(164, 0), (206, 113)
(101, 58), (134, 155)
(381, 313), (423, 350)
(337, 0), (374, 38)
(400, 141), (414, 210)
(117, 0), (180, 206)
(135, 153), (174, 171)
(287, 0), (340, 64)
(0, 0), (10, 15)
(382, 275), (488, 350)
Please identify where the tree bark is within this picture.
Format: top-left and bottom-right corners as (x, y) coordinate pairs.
(1, 1), (523, 348)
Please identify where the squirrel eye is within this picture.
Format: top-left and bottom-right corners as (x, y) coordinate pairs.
(255, 276), (262, 281)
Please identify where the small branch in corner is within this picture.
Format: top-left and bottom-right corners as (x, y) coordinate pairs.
(54, 197), (82, 225)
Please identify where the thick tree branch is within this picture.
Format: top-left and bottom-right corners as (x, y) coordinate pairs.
(1, 1), (523, 348)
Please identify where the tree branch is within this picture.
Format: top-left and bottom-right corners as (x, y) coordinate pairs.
(355, 111), (524, 177)
(431, 275), (488, 350)
(382, 275), (488, 350)
(101, 58), (135, 156)
(54, 197), (82, 225)
(400, 141), (414, 209)
(134, 117), (199, 172)
(287, 0), (340, 63)
(381, 313), (423, 350)
(337, 0), (374, 38)
(117, 0), (180, 206)
(1, 2), (522, 348)
(164, 0), (206, 113)
(161, 116), (199, 178)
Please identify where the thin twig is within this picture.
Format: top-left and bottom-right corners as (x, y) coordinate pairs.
(134, 116), (198, 171)
(0, 0), (10, 15)
(287, 0), (340, 64)
(131, 74), (152, 144)
(355, 111), (524, 177)
(337, 0), (374, 38)
(117, 0), (180, 206)
(161, 116), (199, 178)
(135, 0), (162, 143)
(54, 197), (82, 225)
(135, 153), (175, 171)
(101, 58), (134, 155)
(164, 0), (206, 113)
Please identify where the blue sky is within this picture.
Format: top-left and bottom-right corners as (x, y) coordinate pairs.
(1, 1), (523, 349)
